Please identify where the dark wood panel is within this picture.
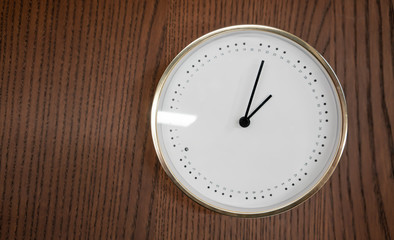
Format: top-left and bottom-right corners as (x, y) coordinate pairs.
(0, 0), (392, 239)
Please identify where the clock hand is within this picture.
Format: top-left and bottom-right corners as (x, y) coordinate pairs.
(244, 60), (265, 118)
(247, 94), (272, 119)
(239, 60), (266, 128)
(239, 95), (272, 128)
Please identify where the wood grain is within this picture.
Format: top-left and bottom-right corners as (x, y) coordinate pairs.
(0, 0), (392, 239)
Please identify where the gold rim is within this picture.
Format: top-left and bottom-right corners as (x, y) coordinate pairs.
(151, 25), (348, 217)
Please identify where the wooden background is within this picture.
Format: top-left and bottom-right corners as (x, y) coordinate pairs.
(0, 0), (393, 239)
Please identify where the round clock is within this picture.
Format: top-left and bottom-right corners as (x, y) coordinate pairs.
(151, 25), (347, 217)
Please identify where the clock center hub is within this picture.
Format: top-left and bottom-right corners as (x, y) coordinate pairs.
(239, 116), (250, 128)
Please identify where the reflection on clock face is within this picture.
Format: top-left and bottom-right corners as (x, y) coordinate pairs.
(153, 27), (345, 215)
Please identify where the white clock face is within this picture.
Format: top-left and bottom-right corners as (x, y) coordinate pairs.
(151, 26), (347, 216)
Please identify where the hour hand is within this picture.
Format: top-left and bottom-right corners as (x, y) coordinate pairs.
(247, 94), (272, 119)
(239, 94), (272, 128)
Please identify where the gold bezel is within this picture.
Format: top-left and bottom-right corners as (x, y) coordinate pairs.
(150, 25), (348, 217)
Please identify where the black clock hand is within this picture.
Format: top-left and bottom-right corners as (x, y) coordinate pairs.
(247, 94), (272, 119)
(239, 94), (272, 127)
(239, 60), (269, 128)
(244, 60), (265, 118)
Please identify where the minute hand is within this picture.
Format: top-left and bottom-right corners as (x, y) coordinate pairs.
(244, 60), (265, 118)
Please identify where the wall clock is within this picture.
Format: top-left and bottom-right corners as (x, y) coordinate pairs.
(151, 25), (347, 217)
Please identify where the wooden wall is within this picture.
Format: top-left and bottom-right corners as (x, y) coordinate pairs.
(0, 0), (392, 239)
